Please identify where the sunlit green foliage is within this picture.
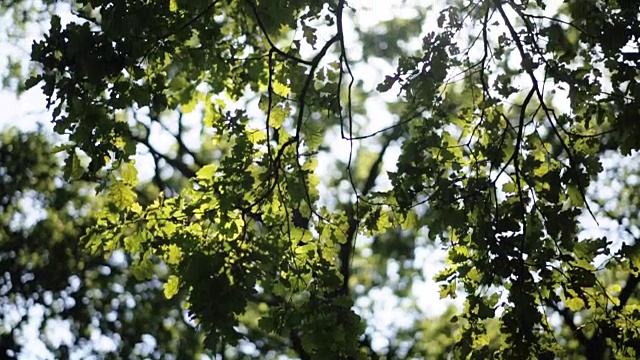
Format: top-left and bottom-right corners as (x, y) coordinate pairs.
(0, 129), (211, 358)
(2, 0), (639, 358)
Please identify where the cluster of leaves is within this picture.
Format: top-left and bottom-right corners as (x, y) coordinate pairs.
(0, 129), (211, 359)
(380, 0), (640, 358)
(4, 0), (640, 358)
(24, 0), (368, 357)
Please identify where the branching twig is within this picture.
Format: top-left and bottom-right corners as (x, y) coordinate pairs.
(131, 124), (196, 179)
(495, 0), (597, 222)
(246, 0), (313, 66)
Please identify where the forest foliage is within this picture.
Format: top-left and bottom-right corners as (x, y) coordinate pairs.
(1, 0), (640, 359)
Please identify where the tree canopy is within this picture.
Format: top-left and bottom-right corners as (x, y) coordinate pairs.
(1, 0), (640, 358)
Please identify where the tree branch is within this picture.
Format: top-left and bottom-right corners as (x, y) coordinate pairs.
(614, 273), (639, 311)
(546, 299), (589, 346)
(289, 330), (311, 360)
(339, 126), (403, 296)
(131, 125), (197, 179)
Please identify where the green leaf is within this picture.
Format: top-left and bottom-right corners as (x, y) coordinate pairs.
(376, 75), (396, 92)
(169, 0), (178, 12)
(181, 95), (199, 113)
(164, 275), (180, 299)
(439, 280), (457, 299)
(502, 182), (516, 193)
(474, 333), (490, 348)
(401, 210), (418, 231)
(608, 284), (621, 294)
(164, 244), (183, 265)
(567, 185), (584, 207)
(270, 104), (289, 128)
(272, 80), (291, 97)
(65, 151), (85, 180)
(121, 161), (138, 186)
(197, 164), (218, 180)
(565, 297), (585, 312)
